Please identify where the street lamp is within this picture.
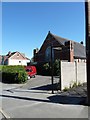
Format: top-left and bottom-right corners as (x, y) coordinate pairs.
(51, 44), (54, 94)
(50, 44), (62, 94)
(53, 47), (62, 91)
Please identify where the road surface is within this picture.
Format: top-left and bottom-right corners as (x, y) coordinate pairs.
(0, 75), (88, 119)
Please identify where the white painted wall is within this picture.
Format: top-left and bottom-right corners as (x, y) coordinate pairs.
(8, 58), (30, 66)
(61, 61), (87, 90)
(61, 62), (76, 90)
(77, 63), (87, 84)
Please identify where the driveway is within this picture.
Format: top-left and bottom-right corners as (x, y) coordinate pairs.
(0, 75), (88, 119)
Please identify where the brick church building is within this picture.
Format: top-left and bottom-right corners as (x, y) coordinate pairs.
(33, 31), (86, 63)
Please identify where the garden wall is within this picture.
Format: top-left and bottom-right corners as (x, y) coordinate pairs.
(61, 61), (87, 90)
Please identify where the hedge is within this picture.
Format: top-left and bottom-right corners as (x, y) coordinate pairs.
(1, 65), (28, 83)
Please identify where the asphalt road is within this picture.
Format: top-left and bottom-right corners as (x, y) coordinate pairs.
(21, 75), (60, 91)
(0, 75), (89, 119)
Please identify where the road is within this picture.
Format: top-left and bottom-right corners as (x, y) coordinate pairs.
(0, 75), (88, 119)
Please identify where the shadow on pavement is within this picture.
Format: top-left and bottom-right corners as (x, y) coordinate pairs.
(1, 94), (87, 105)
(30, 83), (59, 91)
(1, 94), (50, 103)
(48, 95), (87, 105)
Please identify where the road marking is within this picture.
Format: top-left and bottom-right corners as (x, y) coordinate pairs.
(0, 108), (11, 119)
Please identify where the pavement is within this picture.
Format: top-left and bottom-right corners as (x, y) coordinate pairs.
(0, 75), (89, 119)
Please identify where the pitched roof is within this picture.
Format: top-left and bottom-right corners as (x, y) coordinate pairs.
(2, 51), (30, 60)
(50, 33), (68, 46)
(49, 32), (86, 58)
(6, 52), (16, 58)
(8, 52), (27, 59)
(74, 42), (86, 58)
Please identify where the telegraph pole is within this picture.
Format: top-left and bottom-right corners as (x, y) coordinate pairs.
(85, 0), (90, 106)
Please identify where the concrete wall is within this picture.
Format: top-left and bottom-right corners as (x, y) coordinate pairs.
(61, 61), (87, 90)
(77, 63), (87, 84)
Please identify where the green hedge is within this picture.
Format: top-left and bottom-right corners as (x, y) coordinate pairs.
(0, 65), (2, 72)
(2, 65), (27, 83)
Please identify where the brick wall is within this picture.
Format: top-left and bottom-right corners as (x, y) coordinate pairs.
(33, 33), (73, 63)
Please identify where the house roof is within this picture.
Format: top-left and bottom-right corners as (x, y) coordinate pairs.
(73, 42), (86, 58)
(6, 52), (16, 58)
(49, 32), (86, 59)
(8, 52), (27, 59)
(1, 51), (30, 61)
(50, 33), (68, 46)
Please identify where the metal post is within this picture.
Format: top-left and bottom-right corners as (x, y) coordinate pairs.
(75, 61), (78, 85)
(51, 45), (54, 94)
(59, 60), (61, 91)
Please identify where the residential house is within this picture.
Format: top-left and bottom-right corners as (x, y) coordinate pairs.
(0, 51), (30, 66)
(33, 31), (86, 63)
(0, 55), (2, 65)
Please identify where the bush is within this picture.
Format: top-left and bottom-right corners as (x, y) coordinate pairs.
(43, 63), (51, 76)
(2, 65), (27, 83)
(36, 63), (50, 76)
(63, 87), (69, 92)
(36, 59), (61, 76)
(53, 59), (60, 76)
(0, 65), (2, 72)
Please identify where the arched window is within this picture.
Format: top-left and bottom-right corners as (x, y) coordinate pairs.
(45, 46), (54, 62)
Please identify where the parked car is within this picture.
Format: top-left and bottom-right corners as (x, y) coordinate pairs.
(24, 66), (37, 79)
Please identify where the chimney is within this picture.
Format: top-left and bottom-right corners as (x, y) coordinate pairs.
(33, 48), (39, 62)
(80, 41), (83, 45)
(8, 51), (11, 56)
(48, 31), (50, 34)
(65, 41), (74, 62)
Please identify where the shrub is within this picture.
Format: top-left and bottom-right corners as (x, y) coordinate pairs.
(72, 82), (77, 88)
(78, 82), (81, 86)
(2, 65), (27, 83)
(36, 62), (50, 76)
(63, 87), (69, 92)
(36, 59), (61, 76)
(0, 65), (2, 72)
(53, 59), (60, 76)
(43, 63), (50, 76)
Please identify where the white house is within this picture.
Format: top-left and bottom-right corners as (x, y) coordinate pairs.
(1, 51), (30, 66)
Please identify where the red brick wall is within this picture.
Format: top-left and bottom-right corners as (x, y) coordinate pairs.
(33, 34), (74, 63)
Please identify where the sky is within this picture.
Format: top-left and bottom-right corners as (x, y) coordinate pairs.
(2, 2), (85, 59)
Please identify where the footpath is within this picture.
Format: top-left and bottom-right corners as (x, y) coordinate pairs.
(0, 76), (89, 119)
(54, 83), (87, 105)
